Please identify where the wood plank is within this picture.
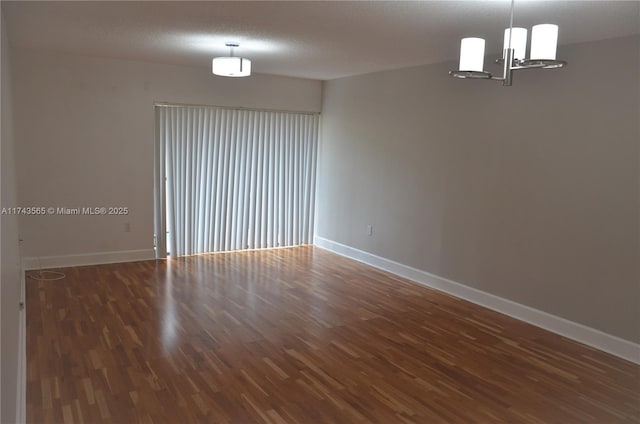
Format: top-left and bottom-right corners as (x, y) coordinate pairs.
(26, 246), (640, 423)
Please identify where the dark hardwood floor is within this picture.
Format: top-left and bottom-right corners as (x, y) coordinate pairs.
(26, 246), (639, 423)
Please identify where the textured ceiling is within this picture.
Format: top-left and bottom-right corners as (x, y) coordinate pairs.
(3, 1), (639, 80)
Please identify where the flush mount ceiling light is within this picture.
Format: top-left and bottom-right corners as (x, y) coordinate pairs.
(212, 43), (251, 77)
(449, 0), (566, 86)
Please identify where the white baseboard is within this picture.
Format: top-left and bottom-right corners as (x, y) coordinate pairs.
(22, 249), (156, 270)
(314, 236), (640, 364)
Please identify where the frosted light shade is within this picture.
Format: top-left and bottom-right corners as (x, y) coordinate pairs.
(530, 24), (558, 60)
(459, 37), (485, 72)
(212, 57), (251, 77)
(503, 27), (528, 60)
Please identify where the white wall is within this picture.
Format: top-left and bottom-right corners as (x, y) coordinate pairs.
(0, 8), (21, 423)
(13, 50), (322, 259)
(317, 36), (640, 344)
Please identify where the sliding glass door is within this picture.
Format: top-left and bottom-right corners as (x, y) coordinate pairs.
(154, 105), (319, 257)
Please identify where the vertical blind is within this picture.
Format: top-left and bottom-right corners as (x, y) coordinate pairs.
(154, 105), (319, 257)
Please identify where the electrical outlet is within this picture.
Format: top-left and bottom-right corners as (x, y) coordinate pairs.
(367, 225), (373, 236)
(124, 222), (131, 233)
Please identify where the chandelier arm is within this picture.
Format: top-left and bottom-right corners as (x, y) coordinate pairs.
(515, 59), (567, 70)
